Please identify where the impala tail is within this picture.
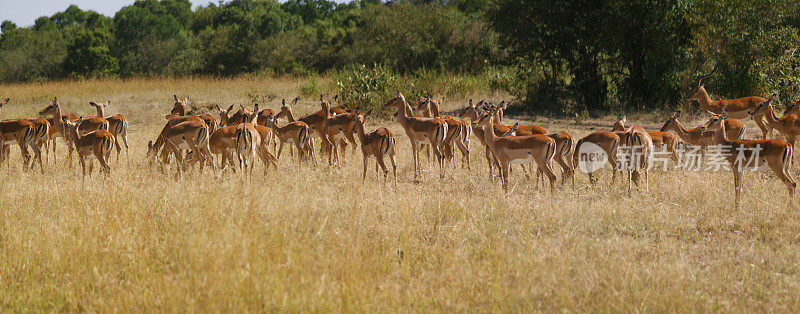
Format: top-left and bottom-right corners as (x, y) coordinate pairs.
(546, 141), (556, 163)
(101, 137), (113, 157)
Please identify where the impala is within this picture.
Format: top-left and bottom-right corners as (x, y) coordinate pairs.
(612, 115), (626, 132)
(749, 94), (800, 163)
(0, 98), (38, 169)
(618, 126), (654, 193)
(353, 111), (397, 185)
(25, 117), (49, 172)
(149, 118), (214, 179)
(460, 101), (512, 177)
(660, 110), (745, 166)
(148, 114), (206, 170)
(277, 97), (331, 158)
(700, 110), (795, 207)
(235, 104), (261, 176)
(39, 98), (78, 164)
(321, 102), (359, 166)
(477, 107), (556, 192)
(89, 101), (129, 162)
(415, 97), (471, 169)
(268, 116), (314, 164)
(383, 92), (448, 180)
(508, 123), (575, 187)
(782, 99), (800, 116)
(573, 131), (620, 185)
(64, 117), (114, 176)
(688, 66), (771, 138)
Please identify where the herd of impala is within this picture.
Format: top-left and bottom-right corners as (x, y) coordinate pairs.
(2, 69), (800, 207)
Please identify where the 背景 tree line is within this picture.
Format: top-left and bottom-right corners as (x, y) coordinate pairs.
(1, 0), (800, 114)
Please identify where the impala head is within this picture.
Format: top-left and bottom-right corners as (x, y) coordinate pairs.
(248, 103), (259, 124)
(171, 95), (189, 115)
(383, 92), (406, 110)
(659, 111), (681, 132)
(277, 98), (293, 119)
(700, 110), (727, 134)
(783, 99), (800, 116)
(687, 65), (717, 101)
(216, 104), (234, 125)
(476, 107), (496, 128)
(89, 100), (110, 115)
(749, 93), (777, 117)
(39, 97), (61, 116)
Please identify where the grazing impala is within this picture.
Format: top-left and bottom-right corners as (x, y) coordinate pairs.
(749, 94), (800, 163)
(415, 97), (471, 169)
(383, 92), (448, 180)
(701, 110), (795, 207)
(353, 111), (397, 185)
(0, 98), (38, 169)
(477, 107), (556, 192)
(573, 131), (620, 185)
(618, 126), (654, 194)
(89, 101), (129, 162)
(688, 65), (771, 138)
(149, 118), (214, 179)
(64, 117), (114, 176)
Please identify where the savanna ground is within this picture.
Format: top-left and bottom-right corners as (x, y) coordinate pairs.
(1, 77), (799, 312)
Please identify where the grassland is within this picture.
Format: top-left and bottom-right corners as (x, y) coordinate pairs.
(1, 77), (799, 312)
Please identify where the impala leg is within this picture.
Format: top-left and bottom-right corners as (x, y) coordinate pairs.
(767, 156), (796, 202)
(362, 155), (368, 182)
(485, 146), (494, 179)
(389, 152), (397, 187)
(500, 161), (510, 192)
(377, 154), (389, 182)
(754, 115), (772, 139)
(537, 157), (557, 194)
(733, 168), (743, 209)
(277, 142), (285, 161)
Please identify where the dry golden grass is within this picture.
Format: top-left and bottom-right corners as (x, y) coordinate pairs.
(1, 77), (800, 312)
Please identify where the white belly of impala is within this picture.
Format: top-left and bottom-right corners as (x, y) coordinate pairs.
(510, 153), (535, 164)
(3, 139), (15, 145)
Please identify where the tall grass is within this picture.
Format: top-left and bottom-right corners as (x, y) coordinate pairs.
(0, 77), (798, 311)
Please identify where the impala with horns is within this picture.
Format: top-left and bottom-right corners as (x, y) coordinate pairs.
(688, 64), (772, 139)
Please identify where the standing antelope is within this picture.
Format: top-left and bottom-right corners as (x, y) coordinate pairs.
(383, 92), (448, 180)
(268, 116), (313, 164)
(459, 100), (509, 177)
(89, 101), (129, 162)
(235, 104), (261, 176)
(660, 110), (745, 166)
(277, 97), (326, 158)
(573, 131), (620, 185)
(618, 126), (654, 194)
(321, 103), (359, 166)
(612, 114), (679, 160)
(509, 123), (575, 187)
(39, 98), (79, 164)
(688, 65), (772, 139)
(25, 117), (49, 172)
(414, 97), (472, 169)
(0, 98), (38, 169)
(700, 110), (795, 207)
(749, 94), (800, 163)
(353, 110), (397, 185)
(64, 117), (114, 176)
(477, 107), (556, 192)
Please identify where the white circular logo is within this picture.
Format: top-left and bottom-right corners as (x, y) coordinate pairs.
(576, 142), (608, 173)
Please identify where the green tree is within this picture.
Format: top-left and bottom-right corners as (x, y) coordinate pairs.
(64, 30), (118, 77)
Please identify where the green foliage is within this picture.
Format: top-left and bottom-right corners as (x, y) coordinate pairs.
(64, 30), (118, 77)
(299, 75), (322, 97)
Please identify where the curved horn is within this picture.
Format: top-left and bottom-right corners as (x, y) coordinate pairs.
(696, 64), (718, 86)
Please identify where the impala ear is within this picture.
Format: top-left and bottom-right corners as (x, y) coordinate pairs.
(720, 110), (728, 118)
(622, 115), (626, 122)
(706, 110), (716, 118)
(282, 99), (286, 106)
(675, 111), (681, 118)
(89, 101), (97, 107)
(366, 109), (373, 116)
(226, 104), (234, 112)
(174, 95), (179, 102)
(106, 100), (110, 106)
